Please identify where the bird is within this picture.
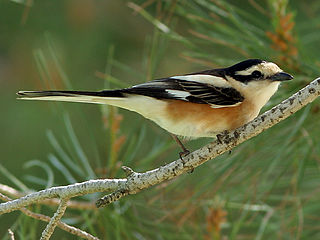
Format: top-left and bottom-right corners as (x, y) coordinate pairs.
(17, 59), (293, 157)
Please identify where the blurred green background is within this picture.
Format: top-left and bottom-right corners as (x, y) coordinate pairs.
(1, 0), (320, 239)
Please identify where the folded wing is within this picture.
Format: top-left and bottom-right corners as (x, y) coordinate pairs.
(125, 74), (244, 108)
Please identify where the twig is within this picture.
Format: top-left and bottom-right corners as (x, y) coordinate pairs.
(0, 193), (99, 240)
(41, 198), (69, 240)
(8, 229), (15, 240)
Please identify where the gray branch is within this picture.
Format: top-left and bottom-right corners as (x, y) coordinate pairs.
(0, 179), (125, 214)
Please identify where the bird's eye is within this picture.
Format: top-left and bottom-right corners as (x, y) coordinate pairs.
(252, 70), (262, 78)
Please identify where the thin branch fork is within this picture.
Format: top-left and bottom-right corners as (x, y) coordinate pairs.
(0, 193), (99, 240)
(0, 77), (319, 238)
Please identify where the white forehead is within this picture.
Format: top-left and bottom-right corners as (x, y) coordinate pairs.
(235, 62), (282, 76)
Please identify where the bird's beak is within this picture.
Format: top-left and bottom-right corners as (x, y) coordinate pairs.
(269, 72), (293, 81)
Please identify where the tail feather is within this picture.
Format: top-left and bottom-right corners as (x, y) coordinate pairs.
(17, 89), (168, 124)
(16, 90), (125, 104)
(17, 90), (124, 98)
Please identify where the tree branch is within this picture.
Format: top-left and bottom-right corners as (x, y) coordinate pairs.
(0, 179), (125, 214)
(0, 183), (96, 210)
(0, 77), (319, 238)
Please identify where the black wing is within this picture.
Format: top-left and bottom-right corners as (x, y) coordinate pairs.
(121, 76), (244, 107)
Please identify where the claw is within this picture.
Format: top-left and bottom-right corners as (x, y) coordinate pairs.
(179, 149), (190, 161)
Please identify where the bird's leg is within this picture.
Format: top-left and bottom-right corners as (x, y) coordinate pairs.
(170, 134), (190, 161)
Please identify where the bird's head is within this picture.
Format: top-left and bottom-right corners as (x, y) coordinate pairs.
(223, 59), (293, 105)
(224, 59), (293, 84)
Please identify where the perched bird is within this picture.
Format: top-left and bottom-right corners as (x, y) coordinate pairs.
(18, 59), (293, 156)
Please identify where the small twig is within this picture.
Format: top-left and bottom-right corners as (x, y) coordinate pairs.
(121, 166), (134, 177)
(41, 198), (69, 240)
(96, 189), (129, 208)
(8, 229), (15, 240)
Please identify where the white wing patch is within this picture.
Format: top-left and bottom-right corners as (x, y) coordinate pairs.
(170, 74), (230, 88)
(165, 89), (190, 99)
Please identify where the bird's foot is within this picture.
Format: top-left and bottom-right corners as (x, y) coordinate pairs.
(179, 149), (190, 162)
(179, 149), (194, 173)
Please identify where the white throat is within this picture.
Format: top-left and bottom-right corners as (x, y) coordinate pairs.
(244, 81), (280, 109)
(227, 77), (280, 110)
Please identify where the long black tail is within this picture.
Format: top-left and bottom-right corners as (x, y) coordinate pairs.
(17, 90), (124, 98)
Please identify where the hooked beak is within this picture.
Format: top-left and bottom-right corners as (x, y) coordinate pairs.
(269, 72), (293, 81)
